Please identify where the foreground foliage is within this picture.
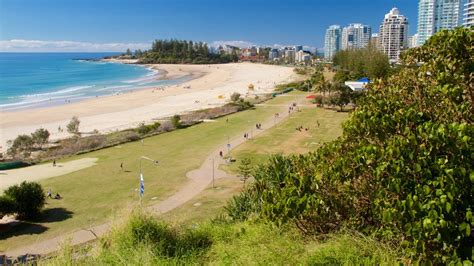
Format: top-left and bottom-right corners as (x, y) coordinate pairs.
(44, 211), (399, 265)
(228, 28), (473, 263)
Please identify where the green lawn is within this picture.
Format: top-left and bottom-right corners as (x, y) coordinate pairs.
(160, 105), (348, 226)
(222, 105), (348, 174)
(0, 92), (305, 251)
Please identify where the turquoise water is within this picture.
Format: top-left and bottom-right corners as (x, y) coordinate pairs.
(0, 53), (185, 111)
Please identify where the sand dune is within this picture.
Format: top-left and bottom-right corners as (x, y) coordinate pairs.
(0, 63), (298, 151)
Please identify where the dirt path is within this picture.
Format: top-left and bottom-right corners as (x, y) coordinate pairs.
(0, 158), (98, 192)
(3, 94), (307, 258)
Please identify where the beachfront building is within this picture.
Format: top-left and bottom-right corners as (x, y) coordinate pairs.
(324, 25), (342, 60)
(285, 49), (296, 63)
(370, 33), (381, 49)
(464, 0), (474, 27)
(379, 7), (409, 62)
(294, 45), (303, 52)
(268, 48), (279, 61)
(296, 50), (312, 64)
(408, 34), (419, 48)
(341, 23), (372, 50)
(417, 0), (462, 46)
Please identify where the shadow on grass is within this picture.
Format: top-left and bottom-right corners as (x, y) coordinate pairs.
(39, 208), (74, 223)
(0, 222), (48, 240)
(0, 208), (73, 241)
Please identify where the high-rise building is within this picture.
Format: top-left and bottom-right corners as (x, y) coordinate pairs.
(464, 0), (474, 27)
(379, 7), (409, 62)
(370, 33), (381, 49)
(324, 25), (342, 60)
(408, 34), (419, 48)
(417, 0), (462, 46)
(294, 45), (303, 52)
(341, 23), (372, 50)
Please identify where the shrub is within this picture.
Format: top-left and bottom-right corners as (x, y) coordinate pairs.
(31, 128), (50, 149)
(228, 28), (474, 263)
(66, 116), (81, 136)
(4, 181), (45, 219)
(7, 134), (34, 158)
(230, 92), (241, 102)
(0, 196), (15, 218)
(171, 115), (181, 129)
(105, 211), (212, 260)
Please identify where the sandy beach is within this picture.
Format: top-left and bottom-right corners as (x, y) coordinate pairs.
(0, 62), (298, 151)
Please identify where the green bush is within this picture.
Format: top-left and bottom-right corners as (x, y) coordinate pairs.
(227, 28), (473, 263)
(4, 181), (46, 219)
(0, 196), (15, 218)
(107, 211), (211, 259)
(171, 115), (181, 129)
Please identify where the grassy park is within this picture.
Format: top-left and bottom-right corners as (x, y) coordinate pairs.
(163, 104), (348, 225)
(1, 91), (316, 251)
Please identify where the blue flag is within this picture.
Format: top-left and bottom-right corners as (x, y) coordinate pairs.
(139, 173), (144, 198)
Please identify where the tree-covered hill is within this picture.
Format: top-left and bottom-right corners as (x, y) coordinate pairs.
(135, 39), (238, 64)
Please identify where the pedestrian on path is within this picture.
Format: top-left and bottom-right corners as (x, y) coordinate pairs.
(53, 160), (56, 167)
(120, 162), (123, 171)
(219, 151), (223, 157)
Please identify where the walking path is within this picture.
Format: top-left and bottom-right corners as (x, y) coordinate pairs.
(3, 94), (307, 258)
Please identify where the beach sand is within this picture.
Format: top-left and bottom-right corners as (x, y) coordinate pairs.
(0, 63), (298, 151)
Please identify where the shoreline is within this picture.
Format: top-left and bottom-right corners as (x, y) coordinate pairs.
(0, 62), (299, 151)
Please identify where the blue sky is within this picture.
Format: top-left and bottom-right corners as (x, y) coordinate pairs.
(0, 0), (419, 52)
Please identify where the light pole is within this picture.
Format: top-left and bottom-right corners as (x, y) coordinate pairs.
(139, 156), (159, 206)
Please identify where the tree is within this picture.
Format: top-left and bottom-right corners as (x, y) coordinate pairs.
(8, 134), (34, 158)
(171, 115), (181, 129)
(3, 181), (46, 219)
(125, 48), (132, 56)
(67, 116), (81, 136)
(31, 128), (50, 149)
(230, 92), (241, 102)
(238, 158), (253, 187)
(0, 196), (15, 219)
(330, 83), (353, 111)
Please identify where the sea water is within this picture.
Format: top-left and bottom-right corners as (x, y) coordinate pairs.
(0, 53), (185, 111)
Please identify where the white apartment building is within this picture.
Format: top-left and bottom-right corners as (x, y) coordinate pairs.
(464, 0), (474, 27)
(417, 0), (462, 46)
(341, 23), (372, 50)
(379, 7), (409, 62)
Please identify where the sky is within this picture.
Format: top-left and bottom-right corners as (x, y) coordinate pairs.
(0, 0), (419, 52)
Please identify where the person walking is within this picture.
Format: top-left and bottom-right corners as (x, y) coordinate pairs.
(53, 160), (56, 167)
(120, 162), (123, 171)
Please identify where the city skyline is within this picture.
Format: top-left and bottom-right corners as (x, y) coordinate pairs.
(0, 0), (419, 52)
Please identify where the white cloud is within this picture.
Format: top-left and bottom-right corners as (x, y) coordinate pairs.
(0, 39), (151, 52)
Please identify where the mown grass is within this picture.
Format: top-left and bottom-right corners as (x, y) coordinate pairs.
(222, 105), (348, 174)
(43, 211), (401, 265)
(0, 92), (304, 251)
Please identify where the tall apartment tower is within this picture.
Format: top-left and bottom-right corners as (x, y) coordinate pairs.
(324, 25), (342, 60)
(464, 0), (474, 27)
(341, 24), (372, 50)
(379, 8), (409, 62)
(417, 0), (462, 46)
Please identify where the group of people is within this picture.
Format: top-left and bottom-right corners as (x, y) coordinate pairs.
(47, 189), (62, 200)
(255, 123), (262, 129)
(296, 126), (309, 132)
(288, 103), (300, 115)
(243, 132), (250, 139)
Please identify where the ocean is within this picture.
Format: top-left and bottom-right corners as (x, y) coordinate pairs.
(0, 53), (184, 111)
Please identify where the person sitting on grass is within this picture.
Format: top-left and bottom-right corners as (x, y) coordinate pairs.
(54, 193), (62, 200)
